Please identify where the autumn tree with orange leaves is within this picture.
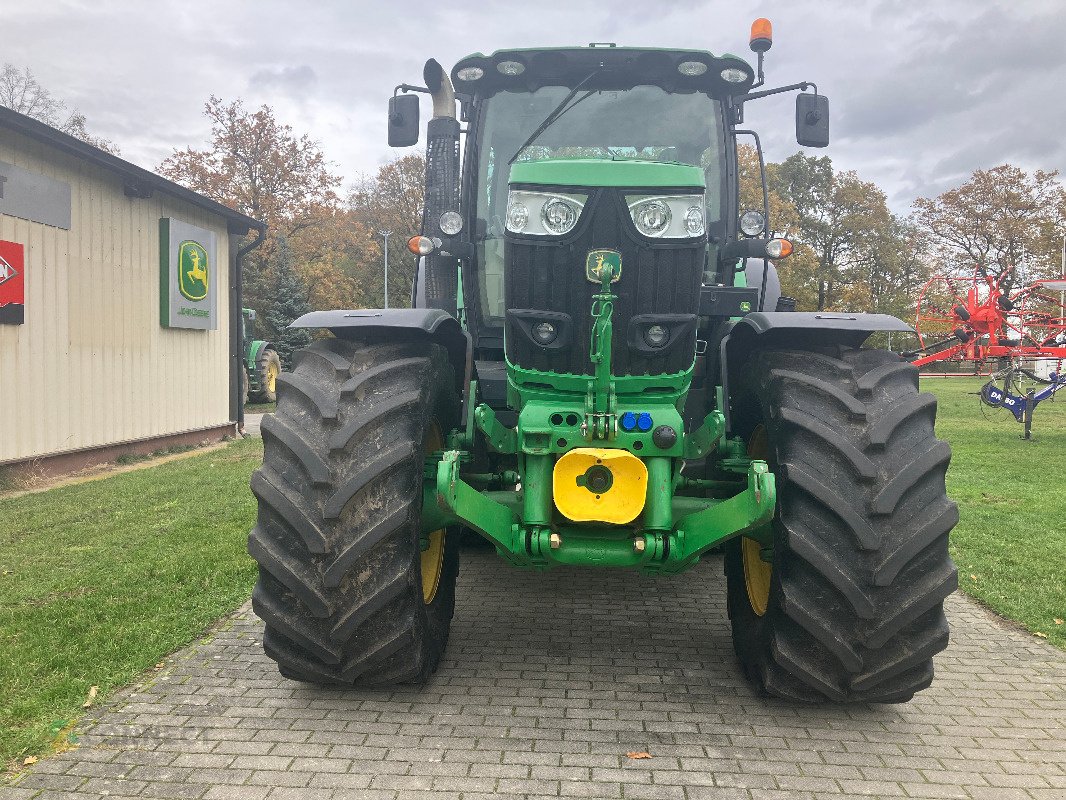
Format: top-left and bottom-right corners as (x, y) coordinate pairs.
(159, 96), (341, 238)
(157, 98), (438, 335)
(348, 154), (426, 308)
(158, 97), (367, 329)
(738, 147), (926, 317)
(912, 165), (1066, 289)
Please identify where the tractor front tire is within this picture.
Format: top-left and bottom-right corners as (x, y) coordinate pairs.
(248, 337), (460, 685)
(254, 348), (282, 403)
(725, 347), (958, 703)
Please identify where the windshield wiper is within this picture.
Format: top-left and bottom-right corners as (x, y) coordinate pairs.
(507, 70), (601, 165)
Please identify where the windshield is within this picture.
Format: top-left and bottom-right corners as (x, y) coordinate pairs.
(472, 86), (726, 327)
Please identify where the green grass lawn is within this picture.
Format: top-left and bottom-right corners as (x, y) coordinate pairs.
(0, 437), (262, 772)
(923, 376), (1066, 648)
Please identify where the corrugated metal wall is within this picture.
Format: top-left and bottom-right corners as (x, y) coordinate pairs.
(0, 129), (233, 463)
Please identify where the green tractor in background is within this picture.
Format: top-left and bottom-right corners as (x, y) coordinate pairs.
(241, 307), (282, 404)
(248, 20), (958, 702)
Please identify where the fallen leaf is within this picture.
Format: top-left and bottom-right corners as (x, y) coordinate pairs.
(626, 752), (652, 760)
(1035, 632), (1048, 638)
(23, 755), (37, 765)
(154, 662), (164, 670)
(969, 574), (978, 581)
(1054, 619), (1063, 625)
(82, 685), (98, 709)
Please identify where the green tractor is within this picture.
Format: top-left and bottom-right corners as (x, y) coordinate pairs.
(241, 307), (282, 404)
(248, 22), (958, 702)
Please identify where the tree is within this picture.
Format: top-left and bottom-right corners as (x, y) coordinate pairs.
(159, 97), (341, 234)
(736, 147), (913, 312)
(262, 238), (313, 364)
(771, 153), (904, 312)
(736, 144), (820, 309)
(348, 153), (426, 308)
(0, 63), (118, 153)
(836, 216), (931, 321)
(158, 97), (349, 313)
(912, 165), (1066, 288)
(736, 144), (801, 237)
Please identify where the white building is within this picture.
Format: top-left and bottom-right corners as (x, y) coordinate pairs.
(0, 107), (264, 478)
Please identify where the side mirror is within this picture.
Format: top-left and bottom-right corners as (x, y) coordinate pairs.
(388, 94), (420, 147)
(796, 93), (829, 148)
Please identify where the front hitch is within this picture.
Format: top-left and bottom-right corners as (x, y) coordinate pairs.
(660, 459), (776, 573)
(433, 451), (527, 566)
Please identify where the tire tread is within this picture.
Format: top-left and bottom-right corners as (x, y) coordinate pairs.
(725, 347), (957, 703)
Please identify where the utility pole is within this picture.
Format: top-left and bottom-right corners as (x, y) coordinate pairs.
(380, 231), (391, 309)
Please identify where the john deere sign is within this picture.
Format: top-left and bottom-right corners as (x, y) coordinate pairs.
(160, 218), (217, 329)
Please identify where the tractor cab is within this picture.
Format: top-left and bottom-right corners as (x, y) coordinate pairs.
(393, 40), (827, 420)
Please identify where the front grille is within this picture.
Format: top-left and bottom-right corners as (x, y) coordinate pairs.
(505, 187), (704, 376)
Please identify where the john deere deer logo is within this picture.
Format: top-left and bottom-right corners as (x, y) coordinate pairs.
(585, 249), (622, 284)
(178, 240), (209, 301)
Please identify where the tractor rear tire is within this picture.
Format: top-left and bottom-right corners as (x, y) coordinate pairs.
(725, 347), (958, 703)
(254, 348), (282, 403)
(248, 337), (460, 685)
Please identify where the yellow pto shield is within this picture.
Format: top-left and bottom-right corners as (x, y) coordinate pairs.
(553, 448), (648, 524)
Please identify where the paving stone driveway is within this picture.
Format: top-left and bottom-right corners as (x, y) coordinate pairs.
(5, 549), (1064, 800)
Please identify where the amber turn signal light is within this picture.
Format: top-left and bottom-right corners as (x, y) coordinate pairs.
(407, 235), (435, 256)
(766, 238), (793, 259)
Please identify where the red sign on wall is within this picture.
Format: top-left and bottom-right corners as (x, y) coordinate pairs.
(0, 240), (24, 325)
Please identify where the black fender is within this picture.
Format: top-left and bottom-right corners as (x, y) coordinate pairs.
(289, 308), (471, 394)
(719, 311), (914, 434)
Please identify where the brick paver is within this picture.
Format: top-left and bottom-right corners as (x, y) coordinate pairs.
(4, 549), (1064, 799)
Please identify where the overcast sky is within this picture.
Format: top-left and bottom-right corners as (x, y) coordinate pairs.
(3, 0), (1063, 214)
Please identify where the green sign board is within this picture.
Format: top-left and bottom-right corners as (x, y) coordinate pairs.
(160, 218), (217, 329)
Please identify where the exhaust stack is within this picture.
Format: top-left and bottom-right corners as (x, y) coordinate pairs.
(424, 59), (456, 120)
(419, 59), (461, 316)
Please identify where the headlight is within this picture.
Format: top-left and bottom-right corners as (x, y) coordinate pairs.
(532, 321), (558, 344)
(625, 194), (706, 239)
(541, 197), (580, 235)
(505, 191), (587, 236)
(456, 66), (484, 81)
(439, 211), (463, 235)
(496, 60), (525, 75)
(721, 67), (749, 83)
(506, 200), (529, 232)
(677, 60), (708, 76)
(739, 210), (765, 237)
(632, 199), (671, 237)
(644, 324), (669, 348)
(684, 206), (705, 236)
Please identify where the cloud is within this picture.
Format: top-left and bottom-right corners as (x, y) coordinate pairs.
(249, 65), (317, 98)
(1, 0), (1062, 213)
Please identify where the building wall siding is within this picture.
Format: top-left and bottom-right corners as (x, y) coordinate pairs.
(0, 130), (233, 463)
